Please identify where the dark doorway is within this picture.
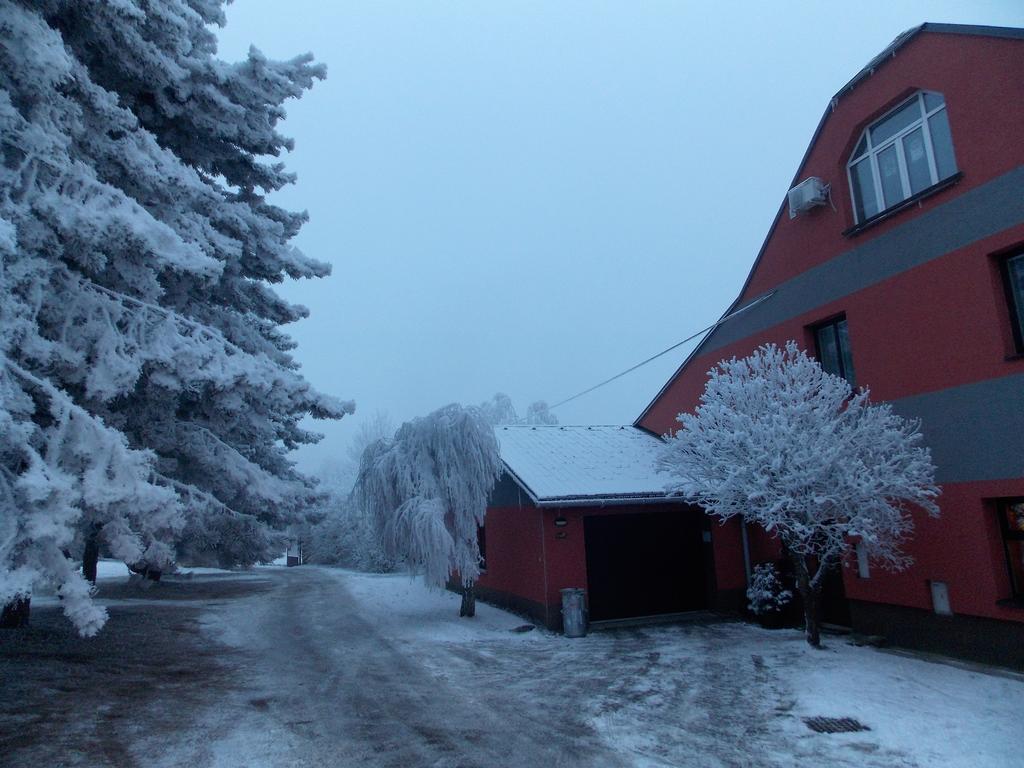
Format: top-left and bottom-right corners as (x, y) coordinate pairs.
(584, 509), (708, 622)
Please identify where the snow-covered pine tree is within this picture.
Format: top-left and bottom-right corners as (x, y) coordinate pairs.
(657, 341), (940, 647)
(355, 404), (502, 617)
(0, 1), (350, 634)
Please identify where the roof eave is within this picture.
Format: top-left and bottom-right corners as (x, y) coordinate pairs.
(535, 493), (692, 509)
(500, 460), (543, 507)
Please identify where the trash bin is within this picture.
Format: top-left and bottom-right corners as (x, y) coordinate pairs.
(561, 588), (588, 638)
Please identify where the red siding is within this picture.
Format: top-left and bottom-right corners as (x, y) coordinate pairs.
(539, 508), (585, 612)
(746, 33), (1024, 296)
(711, 517), (748, 593)
(843, 478), (1024, 621)
(642, 224), (1024, 436)
(475, 505), (547, 608)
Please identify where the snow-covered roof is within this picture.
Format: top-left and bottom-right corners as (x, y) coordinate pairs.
(495, 425), (672, 507)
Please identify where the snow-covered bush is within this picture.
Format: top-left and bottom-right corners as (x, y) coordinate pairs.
(0, 1), (350, 634)
(658, 341), (940, 646)
(301, 496), (395, 573)
(746, 563), (792, 616)
(354, 404), (502, 616)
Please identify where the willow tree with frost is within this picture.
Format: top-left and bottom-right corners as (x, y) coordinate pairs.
(657, 341), (940, 647)
(355, 404), (502, 617)
(0, 0), (351, 635)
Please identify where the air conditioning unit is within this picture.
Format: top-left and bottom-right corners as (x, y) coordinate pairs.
(787, 177), (829, 219)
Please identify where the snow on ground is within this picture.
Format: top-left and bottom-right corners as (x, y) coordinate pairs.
(175, 565), (251, 576)
(32, 559), (132, 605)
(96, 558), (130, 580)
(786, 641), (1023, 767)
(27, 564), (1012, 767)
(17, 564), (1024, 766)
(33, 560), (267, 610)
(47, 559), (245, 587)
(331, 569), (545, 645)
(334, 569), (1024, 768)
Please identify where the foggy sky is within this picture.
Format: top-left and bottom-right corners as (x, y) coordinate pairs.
(214, 1), (1023, 474)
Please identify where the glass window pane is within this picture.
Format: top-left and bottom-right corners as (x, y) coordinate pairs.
(850, 159), (878, 222)
(870, 99), (921, 144)
(1003, 501), (1024, 598)
(928, 109), (957, 180)
(1008, 254), (1024, 344)
(1004, 501), (1024, 534)
(1005, 537), (1024, 597)
(923, 92), (945, 112)
(852, 134), (868, 158)
(876, 145), (905, 208)
(836, 319), (856, 387)
(816, 325), (841, 378)
(902, 127), (933, 194)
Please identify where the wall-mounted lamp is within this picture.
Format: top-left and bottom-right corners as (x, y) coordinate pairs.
(554, 515), (568, 528)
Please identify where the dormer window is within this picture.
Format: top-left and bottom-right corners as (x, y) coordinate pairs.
(847, 91), (957, 224)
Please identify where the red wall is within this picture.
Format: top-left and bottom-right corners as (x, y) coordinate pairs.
(642, 224), (1024, 435)
(537, 506), (585, 612)
(478, 501), (740, 623)
(747, 33), (1024, 296)
(844, 478), (1024, 621)
(637, 30), (1024, 624)
(475, 504), (547, 608)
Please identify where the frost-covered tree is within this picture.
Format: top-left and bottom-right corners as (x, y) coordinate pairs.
(355, 404), (502, 617)
(0, 1), (350, 634)
(523, 400), (558, 425)
(344, 411), (396, 480)
(478, 393), (558, 426)
(657, 342), (940, 647)
(301, 493), (394, 573)
(300, 410), (395, 570)
(478, 393), (519, 427)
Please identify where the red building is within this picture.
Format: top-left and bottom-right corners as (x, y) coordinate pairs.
(636, 23), (1024, 666)
(476, 425), (716, 630)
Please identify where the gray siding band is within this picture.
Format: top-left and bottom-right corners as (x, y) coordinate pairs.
(890, 373), (1024, 484)
(700, 165), (1024, 357)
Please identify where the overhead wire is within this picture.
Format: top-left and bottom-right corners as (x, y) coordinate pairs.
(549, 291), (776, 410)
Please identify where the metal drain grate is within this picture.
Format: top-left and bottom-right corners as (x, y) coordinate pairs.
(803, 717), (870, 734)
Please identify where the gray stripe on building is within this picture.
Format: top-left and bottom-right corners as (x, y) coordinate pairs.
(700, 165), (1024, 357)
(890, 373), (1024, 484)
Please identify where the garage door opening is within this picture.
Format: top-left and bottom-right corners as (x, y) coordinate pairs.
(583, 509), (710, 622)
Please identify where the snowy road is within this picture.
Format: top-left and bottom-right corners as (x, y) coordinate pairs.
(8, 566), (1019, 767)
(199, 566), (629, 767)
(188, 567), (1024, 768)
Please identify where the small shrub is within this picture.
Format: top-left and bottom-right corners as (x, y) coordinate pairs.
(746, 563), (792, 615)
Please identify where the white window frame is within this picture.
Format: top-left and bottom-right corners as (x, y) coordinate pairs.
(846, 91), (955, 224)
